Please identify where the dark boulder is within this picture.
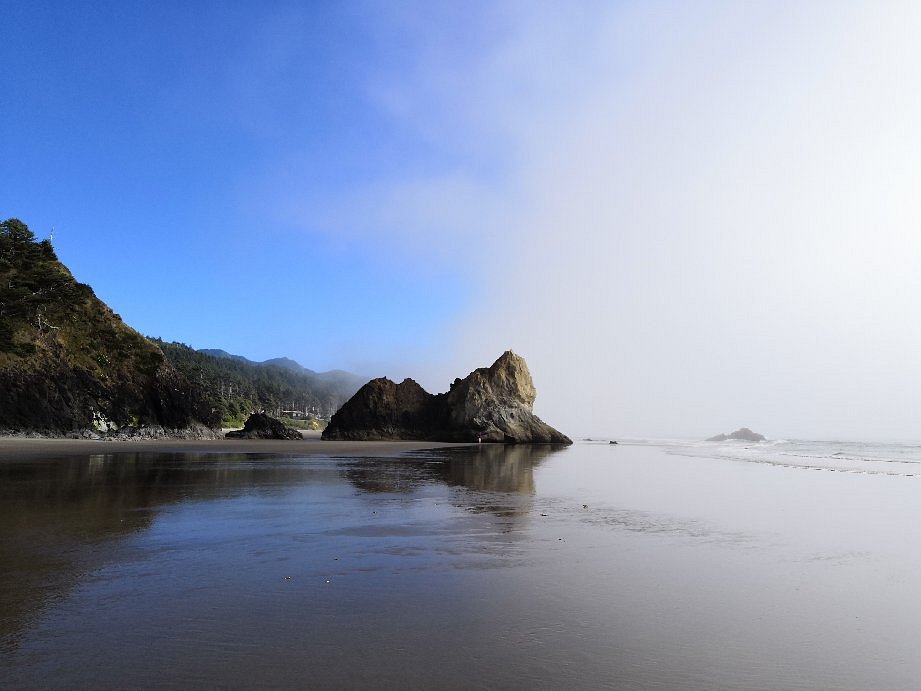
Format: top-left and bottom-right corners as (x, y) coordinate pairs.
(225, 413), (303, 440)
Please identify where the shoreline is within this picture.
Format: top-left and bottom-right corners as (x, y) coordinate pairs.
(0, 433), (475, 461)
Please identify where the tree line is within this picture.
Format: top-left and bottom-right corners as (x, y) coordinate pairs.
(151, 340), (361, 427)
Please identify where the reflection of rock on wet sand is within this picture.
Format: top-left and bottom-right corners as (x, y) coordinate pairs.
(343, 460), (433, 494)
(434, 445), (566, 527)
(2, 445), (569, 654)
(0, 452), (307, 652)
(438, 444), (560, 494)
(344, 445), (566, 530)
(344, 445), (564, 496)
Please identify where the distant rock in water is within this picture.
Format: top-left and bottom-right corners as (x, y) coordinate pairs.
(225, 413), (303, 440)
(322, 351), (572, 444)
(707, 427), (766, 442)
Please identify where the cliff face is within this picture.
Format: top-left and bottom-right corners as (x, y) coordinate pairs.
(322, 351), (571, 444)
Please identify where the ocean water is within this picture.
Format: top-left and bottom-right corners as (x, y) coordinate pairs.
(1, 440), (920, 689)
(658, 437), (921, 476)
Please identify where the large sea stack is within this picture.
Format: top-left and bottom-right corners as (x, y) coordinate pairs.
(322, 351), (572, 444)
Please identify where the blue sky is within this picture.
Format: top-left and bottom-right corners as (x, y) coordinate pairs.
(2, 1), (477, 373)
(5, 1), (921, 439)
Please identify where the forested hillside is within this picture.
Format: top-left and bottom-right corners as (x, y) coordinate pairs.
(0, 218), (365, 435)
(0, 218), (215, 434)
(153, 341), (365, 428)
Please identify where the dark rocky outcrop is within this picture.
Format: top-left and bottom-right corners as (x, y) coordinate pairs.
(707, 427), (766, 442)
(225, 413), (303, 440)
(322, 351), (571, 444)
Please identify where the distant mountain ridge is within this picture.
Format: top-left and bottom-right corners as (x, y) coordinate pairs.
(0, 218), (365, 436)
(200, 350), (356, 380)
(199, 349), (251, 364)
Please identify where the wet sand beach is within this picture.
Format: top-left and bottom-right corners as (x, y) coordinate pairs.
(0, 434), (471, 461)
(3, 440), (920, 689)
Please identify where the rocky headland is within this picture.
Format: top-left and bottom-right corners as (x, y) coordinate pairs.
(322, 351), (572, 444)
(707, 427), (766, 442)
(0, 218), (362, 438)
(0, 219), (218, 437)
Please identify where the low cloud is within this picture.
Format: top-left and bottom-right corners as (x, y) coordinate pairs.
(280, 2), (921, 439)
(460, 4), (920, 438)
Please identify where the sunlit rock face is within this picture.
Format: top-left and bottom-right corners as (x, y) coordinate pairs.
(322, 351), (571, 444)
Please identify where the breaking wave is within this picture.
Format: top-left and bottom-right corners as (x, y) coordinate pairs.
(655, 438), (921, 477)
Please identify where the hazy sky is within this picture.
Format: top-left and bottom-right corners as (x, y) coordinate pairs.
(4, 1), (921, 440)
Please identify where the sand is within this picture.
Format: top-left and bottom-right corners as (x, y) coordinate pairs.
(0, 433), (473, 461)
